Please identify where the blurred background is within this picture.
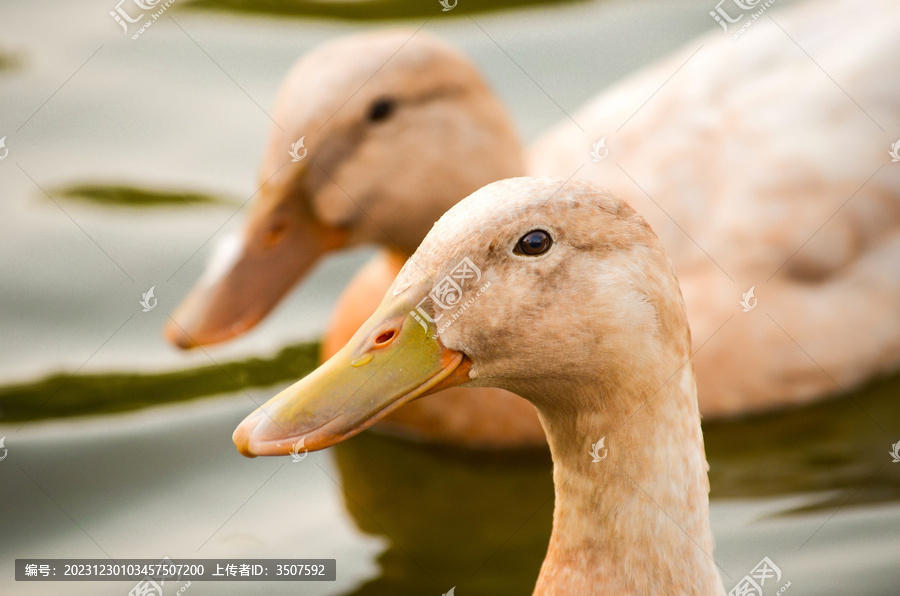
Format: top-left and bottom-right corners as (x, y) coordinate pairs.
(1, 0), (899, 594)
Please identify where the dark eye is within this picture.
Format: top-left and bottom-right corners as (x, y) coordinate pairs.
(514, 230), (552, 256)
(368, 98), (395, 122)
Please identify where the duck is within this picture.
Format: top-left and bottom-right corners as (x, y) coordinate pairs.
(233, 177), (726, 595)
(164, 29), (546, 447)
(168, 0), (900, 444)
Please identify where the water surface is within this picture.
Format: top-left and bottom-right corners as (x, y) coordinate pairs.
(1, 0), (898, 594)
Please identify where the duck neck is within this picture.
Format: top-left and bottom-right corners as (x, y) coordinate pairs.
(529, 368), (723, 596)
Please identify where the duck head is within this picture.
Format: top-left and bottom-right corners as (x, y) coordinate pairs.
(233, 176), (690, 456)
(165, 30), (524, 349)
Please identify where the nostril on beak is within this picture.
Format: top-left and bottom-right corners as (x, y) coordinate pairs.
(263, 221), (288, 248)
(374, 330), (396, 346)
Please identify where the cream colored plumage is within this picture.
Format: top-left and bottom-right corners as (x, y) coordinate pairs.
(171, 0), (900, 446)
(530, 0), (900, 415)
(234, 176), (726, 594)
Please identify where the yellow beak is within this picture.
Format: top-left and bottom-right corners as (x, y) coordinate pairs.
(233, 280), (471, 457)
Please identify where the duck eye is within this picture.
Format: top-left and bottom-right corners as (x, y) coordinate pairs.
(368, 98), (395, 122)
(514, 230), (552, 256)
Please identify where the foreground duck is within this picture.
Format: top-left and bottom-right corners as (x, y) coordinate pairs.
(172, 0), (900, 444)
(234, 177), (725, 594)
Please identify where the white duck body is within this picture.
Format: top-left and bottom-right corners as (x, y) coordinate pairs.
(531, 0), (900, 414)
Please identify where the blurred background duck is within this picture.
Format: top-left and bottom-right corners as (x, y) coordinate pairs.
(165, 29), (546, 447)
(233, 177), (726, 595)
(166, 0), (900, 446)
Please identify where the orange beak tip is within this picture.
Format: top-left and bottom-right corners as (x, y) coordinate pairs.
(163, 320), (197, 350)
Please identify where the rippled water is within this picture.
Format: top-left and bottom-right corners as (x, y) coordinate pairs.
(1, 0), (899, 594)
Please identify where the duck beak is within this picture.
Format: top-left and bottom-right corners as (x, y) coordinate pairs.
(164, 186), (347, 349)
(233, 281), (471, 457)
